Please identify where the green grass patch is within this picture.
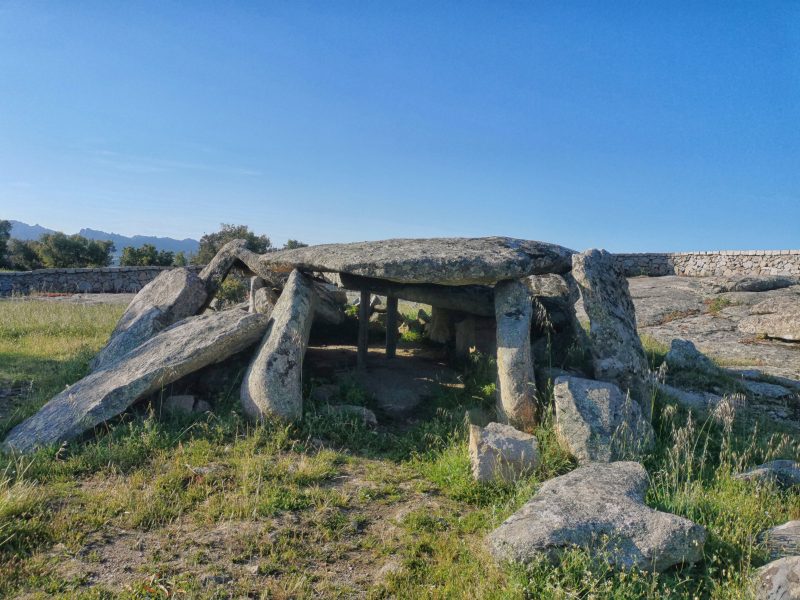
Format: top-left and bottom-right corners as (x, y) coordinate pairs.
(0, 300), (797, 598)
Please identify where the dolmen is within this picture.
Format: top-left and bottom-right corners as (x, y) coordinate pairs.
(3, 237), (652, 455)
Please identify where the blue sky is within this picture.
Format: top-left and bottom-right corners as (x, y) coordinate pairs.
(0, 1), (798, 251)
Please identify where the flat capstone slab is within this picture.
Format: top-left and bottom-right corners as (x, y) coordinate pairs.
(254, 237), (575, 285)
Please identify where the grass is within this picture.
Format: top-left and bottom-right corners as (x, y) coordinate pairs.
(705, 297), (735, 316)
(0, 299), (797, 598)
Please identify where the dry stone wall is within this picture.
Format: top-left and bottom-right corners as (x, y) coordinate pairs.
(2, 249), (799, 296)
(615, 251), (800, 277)
(0, 266), (202, 296)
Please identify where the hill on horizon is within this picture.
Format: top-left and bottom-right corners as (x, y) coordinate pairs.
(8, 220), (200, 259)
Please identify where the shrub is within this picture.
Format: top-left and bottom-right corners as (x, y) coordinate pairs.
(35, 233), (114, 268)
(193, 224), (271, 265)
(119, 244), (174, 266)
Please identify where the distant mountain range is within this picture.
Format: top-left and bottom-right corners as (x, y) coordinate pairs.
(9, 220), (200, 259)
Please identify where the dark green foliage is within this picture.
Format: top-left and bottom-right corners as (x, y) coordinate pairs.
(215, 277), (248, 307)
(5, 239), (43, 271)
(172, 251), (188, 266)
(119, 244), (174, 266)
(34, 233), (114, 268)
(193, 224), (271, 265)
(283, 239), (308, 250)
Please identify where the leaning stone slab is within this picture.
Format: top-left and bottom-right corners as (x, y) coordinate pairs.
(572, 249), (651, 413)
(253, 237), (575, 285)
(90, 268), (207, 371)
(241, 270), (316, 422)
(759, 521), (800, 559)
(734, 460), (800, 489)
(487, 461), (706, 573)
(754, 556), (800, 600)
(554, 376), (654, 464)
(4, 310), (270, 454)
(198, 238), (249, 299)
(495, 279), (538, 428)
(469, 422), (539, 483)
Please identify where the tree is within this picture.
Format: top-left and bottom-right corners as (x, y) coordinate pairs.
(173, 251), (188, 267)
(120, 244), (174, 266)
(36, 233), (115, 268)
(6, 238), (43, 270)
(283, 239), (308, 250)
(0, 220), (10, 267)
(193, 224), (271, 265)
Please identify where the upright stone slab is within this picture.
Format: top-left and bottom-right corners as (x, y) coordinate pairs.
(572, 249), (651, 413)
(454, 316), (496, 358)
(495, 279), (537, 428)
(90, 267), (208, 371)
(4, 310), (270, 454)
(427, 306), (454, 343)
(241, 270), (316, 422)
(198, 238), (249, 296)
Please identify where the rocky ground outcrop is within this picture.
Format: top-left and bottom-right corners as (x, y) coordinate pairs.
(620, 275), (800, 384)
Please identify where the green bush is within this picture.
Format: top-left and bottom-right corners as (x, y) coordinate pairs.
(215, 277), (248, 307)
(119, 244), (174, 266)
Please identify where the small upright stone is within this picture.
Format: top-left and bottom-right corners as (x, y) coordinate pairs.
(665, 339), (720, 375)
(553, 376), (654, 464)
(469, 422), (539, 483)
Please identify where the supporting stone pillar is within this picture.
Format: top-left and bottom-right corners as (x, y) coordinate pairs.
(386, 296), (398, 358)
(357, 289), (370, 368)
(495, 279), (538, 429)
(240, 270), (316, 422)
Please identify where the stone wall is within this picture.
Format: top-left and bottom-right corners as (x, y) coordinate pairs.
(615, 251), (800, 277)
(0, 266), (203, 296)
(3, 250), (799, 295)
